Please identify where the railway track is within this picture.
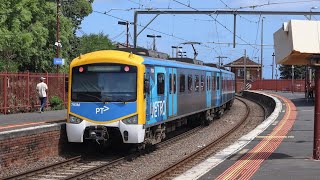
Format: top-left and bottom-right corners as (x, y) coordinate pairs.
(3, 125), (204, 180)
(147, 97), (252, 180)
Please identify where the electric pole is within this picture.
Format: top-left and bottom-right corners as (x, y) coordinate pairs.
(261, 17), (265, 79)
(56, 0), (61, 73)
(244, 50), (247, 90)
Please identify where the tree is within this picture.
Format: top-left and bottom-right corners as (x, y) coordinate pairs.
(279, 65), (306, 79)
(77, 33), (115, 55)
(0, 0), (93, 72)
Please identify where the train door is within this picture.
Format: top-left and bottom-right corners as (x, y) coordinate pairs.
(216, 71), (221, 106)
(145, 67), (152, 123)
(168, 68), (177, 117)
(206, 72), (211, 108)
(147, 66), (167, 125)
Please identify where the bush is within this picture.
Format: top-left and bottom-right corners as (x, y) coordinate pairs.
(49, 96), (64, 110)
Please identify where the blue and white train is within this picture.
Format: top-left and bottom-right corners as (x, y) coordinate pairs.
(66, 50), (235, 147)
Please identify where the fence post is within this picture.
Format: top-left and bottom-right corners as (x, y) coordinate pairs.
(4, 72), (7, 115)
(63, 73), (66, 107)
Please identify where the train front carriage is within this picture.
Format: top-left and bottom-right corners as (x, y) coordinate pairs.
(66, 50), (235, 146)
(67, 51), (146, 144)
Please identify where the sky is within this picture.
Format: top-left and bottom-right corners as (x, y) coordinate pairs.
(78, 0), (320, 79)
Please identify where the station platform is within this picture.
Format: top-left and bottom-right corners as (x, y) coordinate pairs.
(177, 91), (320, 180)
(0, 110), (66, 132)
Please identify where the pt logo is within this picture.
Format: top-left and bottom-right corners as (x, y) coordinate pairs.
(96, 106), (109, 114)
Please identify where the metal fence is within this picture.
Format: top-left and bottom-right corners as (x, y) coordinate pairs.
(235, 79), (308, 93)
(250, 79), (306, 92)
(0, 72), (68, 115)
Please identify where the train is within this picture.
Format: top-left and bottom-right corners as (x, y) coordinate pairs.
(66, 50), (235, 148)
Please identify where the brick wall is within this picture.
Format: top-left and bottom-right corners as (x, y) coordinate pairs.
(0, 123), (68, 170)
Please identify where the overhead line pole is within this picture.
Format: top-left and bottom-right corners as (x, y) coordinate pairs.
(133, 10), (320, 48)
(233, 14), (236, 48)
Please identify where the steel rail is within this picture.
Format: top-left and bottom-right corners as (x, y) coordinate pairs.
(3, 156), (82, 180)
(147, 97), (251, 180)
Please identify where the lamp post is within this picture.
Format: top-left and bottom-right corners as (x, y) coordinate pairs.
(118, 21), (131, 47)
(216, 56), (228, 68)
(309, 7), (318, 20)
(147, 34), (161, 51)
(171, 46), (182, 58)
(292, 65), (295, 93)
(272, 52), (275, 80)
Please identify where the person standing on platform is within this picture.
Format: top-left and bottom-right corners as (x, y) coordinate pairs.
(36, 77), (48, 113)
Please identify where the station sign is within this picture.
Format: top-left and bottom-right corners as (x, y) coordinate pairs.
(53, 58), (65, 65)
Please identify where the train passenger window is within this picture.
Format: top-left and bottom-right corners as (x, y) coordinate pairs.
(195, 75), (199, 92)
(201, 75), (204, 92)
(217, 76), (220, 90)
(207, 76), (210, 91)
(180, 74), (185, 92)
(174, 74), (176, 93)
(212, 76), (216, 90)
(157, 73), (165, 95)
(188, 75), (193, 92)
(169, 73), (172, 94)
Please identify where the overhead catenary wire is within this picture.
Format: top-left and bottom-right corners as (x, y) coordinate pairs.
(239, 0), (320, 9)
(172, 0), (258, 50)
(251, 15), (262, 59)
(92, 10), (219, 54)
(218, 0), (259, 24)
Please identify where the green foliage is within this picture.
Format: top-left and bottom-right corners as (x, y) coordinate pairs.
(49, 96), (64, 110)
(78, 32), (115, 55)
(279, 65), (306, 79)
(0, 0), (94, 73)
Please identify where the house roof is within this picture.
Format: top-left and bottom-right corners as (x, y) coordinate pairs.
(224, 56), (261, 68)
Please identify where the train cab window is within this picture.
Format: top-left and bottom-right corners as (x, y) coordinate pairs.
(201, 75), (205, 92)
(188, 74), (193, 92)
(217, 76), (220, 90)
(180, 74), (185, 92)
(157, 73), (165, 95)
(195, 75), (199, 92)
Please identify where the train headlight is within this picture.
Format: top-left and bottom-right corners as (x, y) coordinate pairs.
(122, 115), (138, 124)
(69, 115), (83, 124)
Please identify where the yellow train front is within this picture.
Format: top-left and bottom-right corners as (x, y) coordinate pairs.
(67, 50), (146, 144)
(66, 50), (235, 146)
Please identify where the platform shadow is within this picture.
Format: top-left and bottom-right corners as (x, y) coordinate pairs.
(291, 98), (314, 107)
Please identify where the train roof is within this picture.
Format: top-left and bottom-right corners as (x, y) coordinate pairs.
(142, 56), (221, 72)
(70, 50), (233, 74)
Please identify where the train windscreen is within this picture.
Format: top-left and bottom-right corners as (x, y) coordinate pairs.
(71, 64), (137, 102)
